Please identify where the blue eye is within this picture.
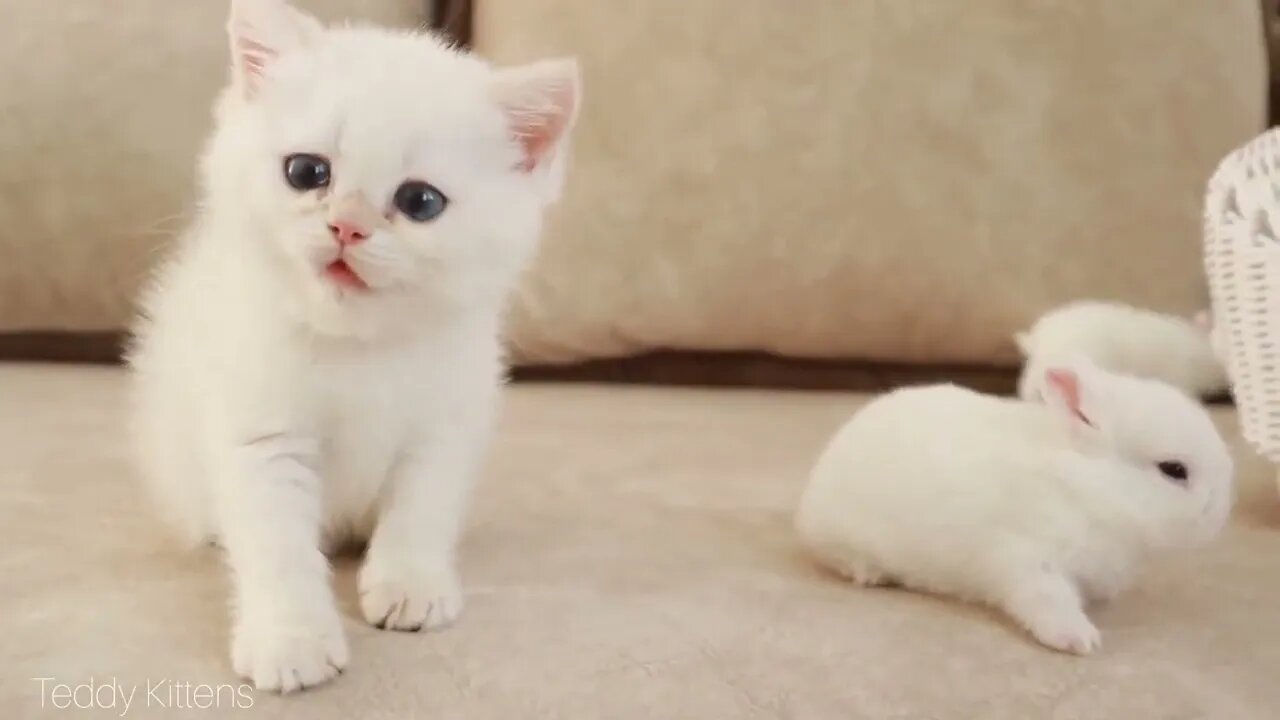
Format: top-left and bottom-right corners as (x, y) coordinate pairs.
(393, 180), (448, 222)
(283, 154), (330, 191)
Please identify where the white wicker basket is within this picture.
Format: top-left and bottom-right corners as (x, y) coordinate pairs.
(1203, 127), (1280, 464)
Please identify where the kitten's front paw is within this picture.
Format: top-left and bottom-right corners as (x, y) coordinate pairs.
(231, 610), (349, 693)
(358, 560), (463, 632)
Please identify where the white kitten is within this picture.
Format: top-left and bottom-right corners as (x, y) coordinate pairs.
(127, 0), (580, 693)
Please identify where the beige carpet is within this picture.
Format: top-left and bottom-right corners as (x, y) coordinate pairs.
(3, 363), (1279, 719)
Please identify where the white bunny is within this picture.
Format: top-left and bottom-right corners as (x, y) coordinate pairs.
(1014, 300), (1228, 401)
(795, 359), (1234, 654)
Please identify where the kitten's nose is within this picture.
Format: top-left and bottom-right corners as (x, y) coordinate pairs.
(328, 219), (368, 247)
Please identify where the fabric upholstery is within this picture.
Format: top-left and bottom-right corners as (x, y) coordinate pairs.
(474, 0), (1267, 366)
(0, 2), (1265, 371)
(3, 364), (1279, 718)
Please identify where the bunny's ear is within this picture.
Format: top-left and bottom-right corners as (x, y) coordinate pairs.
(1013, 332), (1032, 356)
(1042, 360), (1099, 430)
(228, 0), (322, 98)
(1191, 310), (1213, 333)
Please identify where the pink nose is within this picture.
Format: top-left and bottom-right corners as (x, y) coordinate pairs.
(328, 219), (368, 246)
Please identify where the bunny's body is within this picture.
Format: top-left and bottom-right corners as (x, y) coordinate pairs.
(796, 363), (1233, 654)
(1015, 301), (1226, 401)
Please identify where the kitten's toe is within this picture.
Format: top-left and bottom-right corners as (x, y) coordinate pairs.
(231, 611), (348, 693)
(832, 556), (891, 587)
(358, 561), (463, 632)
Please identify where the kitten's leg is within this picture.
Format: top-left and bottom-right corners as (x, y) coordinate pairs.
(358, 410), (489, 632)
(1000, 568), (1100, 655)
(218, 435), (349, 692)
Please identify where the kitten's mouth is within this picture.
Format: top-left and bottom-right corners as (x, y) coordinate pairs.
(323, 259), (369, 291)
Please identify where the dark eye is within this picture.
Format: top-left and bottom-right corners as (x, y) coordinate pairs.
(283, 154), (331, 191)
(1157, 460), (1188, 484)
(393, 180), (448, 222)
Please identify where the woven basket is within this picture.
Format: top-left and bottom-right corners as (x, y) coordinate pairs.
(1203, 127), (1280, 464)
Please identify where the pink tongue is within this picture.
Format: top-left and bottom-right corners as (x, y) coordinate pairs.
(325, 259), (368, 290)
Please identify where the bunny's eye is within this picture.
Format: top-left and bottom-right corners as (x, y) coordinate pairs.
(1156, 460), (1188, 484)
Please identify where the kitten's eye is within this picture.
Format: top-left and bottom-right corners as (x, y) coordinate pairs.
(393, 180), (448, 222)
(283, 154), (331, 191)
(1156, 460), (1189, 484)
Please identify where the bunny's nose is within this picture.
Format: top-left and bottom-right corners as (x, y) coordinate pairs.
(328, 219), (368, 247)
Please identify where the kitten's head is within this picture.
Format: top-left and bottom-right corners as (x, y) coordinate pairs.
(204, 0), (580, 336)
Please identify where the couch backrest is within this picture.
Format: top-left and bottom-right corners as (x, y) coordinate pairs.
(0, 0), (1267, 375)
(475, 0), (1267, 368)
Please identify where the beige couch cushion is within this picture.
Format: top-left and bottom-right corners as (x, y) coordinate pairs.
(4, 364), (1280, 717)
(477, 0), (1266, 366)
(0, 0), (424, 333)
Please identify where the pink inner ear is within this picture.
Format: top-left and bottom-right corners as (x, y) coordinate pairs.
(506, 86), (576, 173)
(513, 116), (566, 172)
(237, 36), (276, 79)
(228, 15), (281, 97)
(1045, 368), (1093, 426)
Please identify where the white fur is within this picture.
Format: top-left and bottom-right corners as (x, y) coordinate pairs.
(1193, 308), (1232, 373)
(127, 0), (579, 693)
(1014, 300), (1228, 401)
(795, 360), (1234, 655)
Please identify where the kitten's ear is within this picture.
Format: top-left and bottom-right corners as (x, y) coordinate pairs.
(491, 58), (581, 194)
(227, 0), (322, 97)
